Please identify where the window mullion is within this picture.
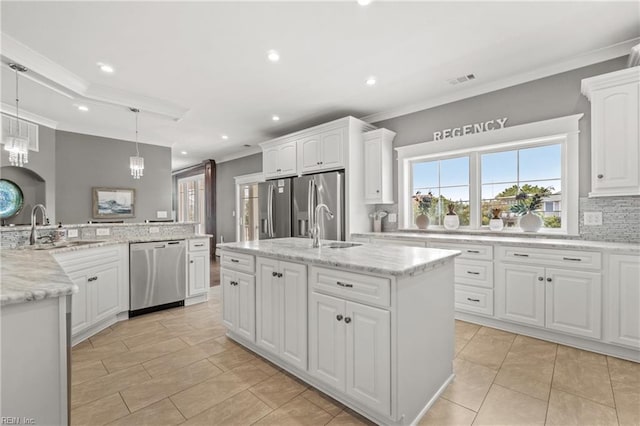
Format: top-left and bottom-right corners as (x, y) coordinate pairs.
(469, 152), (481, 229)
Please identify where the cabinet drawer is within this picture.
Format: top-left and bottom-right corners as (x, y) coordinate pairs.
(188, 238), (209, 252)
(54, 245), (123, 272)
(370, 238), (426, 247)
(429, 242), (493, 260)
(310, 266), (390, 308)
(455, 285), (493, 316)
(496, 246), (602, 270)
(455, 259), (494, 289)
(220, 251), (255, 274)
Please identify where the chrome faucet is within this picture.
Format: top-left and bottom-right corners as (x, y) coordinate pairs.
(29, 204), (48, 245)
(312, 203), (334, 248)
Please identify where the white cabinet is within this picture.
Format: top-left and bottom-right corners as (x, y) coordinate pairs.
(496, 263), (545, 327)
(187, 238), (210, 299)
(363, 129), (395, 204)
(263, 140), (297, 179)
(299, 128), (345, 174)
(54, 245), (128, 341)
(608, 254), (640, 348)
(582, 67), (640, 197)
(255, 257), (307, 370)
(221, 268), (256, 342)
(309, 291), (391, 416)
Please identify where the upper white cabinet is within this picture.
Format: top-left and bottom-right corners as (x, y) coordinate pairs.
(363, 129), (395, 204)
(263, 140), (298, 179)
(299, 128), (345, 174)
(582, 67), (640, 197)
(608, 254), (640, 349)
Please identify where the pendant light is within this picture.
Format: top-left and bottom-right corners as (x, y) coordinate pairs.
(129, 108), (144, 179)
(4, 63), (30, 167)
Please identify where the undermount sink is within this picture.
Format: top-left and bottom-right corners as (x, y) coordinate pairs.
(27, 240), (105, 250)
(322, 242), (363, 249)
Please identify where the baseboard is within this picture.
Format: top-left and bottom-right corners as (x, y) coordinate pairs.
(71, 311), (128, 346)
(411, 373), (455, 426)
(185, 293), (208, 306)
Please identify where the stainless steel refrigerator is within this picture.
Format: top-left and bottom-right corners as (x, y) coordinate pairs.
(292, 171), (344, 241)
(258, 179), (292, 239)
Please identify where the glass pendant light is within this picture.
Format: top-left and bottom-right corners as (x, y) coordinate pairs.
(129, 108), (144, 179)
(4, 64), (30, 167)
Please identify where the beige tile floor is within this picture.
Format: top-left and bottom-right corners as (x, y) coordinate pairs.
(71, 287), (640, 426)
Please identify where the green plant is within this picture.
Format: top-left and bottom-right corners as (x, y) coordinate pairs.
(413, 191), (433, 215)
(510, 187), (553, 215)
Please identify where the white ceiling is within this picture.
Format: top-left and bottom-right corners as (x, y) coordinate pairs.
(1, 1), (639, 170)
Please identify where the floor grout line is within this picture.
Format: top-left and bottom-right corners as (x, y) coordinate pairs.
(543, 341), (559, 425)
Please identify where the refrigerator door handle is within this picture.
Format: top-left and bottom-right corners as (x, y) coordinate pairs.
(307, 179), (314, 238)
(270, 184), (276, 238)
(267, 184), (273, 238)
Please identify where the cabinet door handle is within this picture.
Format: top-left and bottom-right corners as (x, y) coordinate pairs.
(319, 161), (323, 165)
(563, 257), (582, 262)
(336, 281), (354, 288)
(597, 174), (604, 179)
(272, 271), (278, 277)
(466, 250), (480, 254)
(87, 276), (98, 282)
(336, 314), (343, 321)
(230, 259), (240, 263)
(376, 190), (380, 193)
(546, 278), (552, 282)
(194, 244), (204, 247)
(538, 277), (544, 281)
(277, 273), (283, 278)
(514, 253), (529, 257)
(467, 297), (480, 302)
(466, 271), (480, 275)
(190, 260), (194, 264)
(344, 317), (351, 324)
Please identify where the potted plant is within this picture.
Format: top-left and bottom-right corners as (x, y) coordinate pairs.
(510, 188), (551, 232)
(413, 191), (433, 229)
(489, 207), (504, 231)
(443, 203), (460, 230)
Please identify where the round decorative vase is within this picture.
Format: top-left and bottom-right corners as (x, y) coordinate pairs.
(443, 214), (460, 230)
(519, 212), (543, 232)
(415, 214), (429, 230)
(489, 218), (504, 231)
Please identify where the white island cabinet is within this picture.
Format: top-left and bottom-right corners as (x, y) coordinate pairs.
(219, 238), (459, 425)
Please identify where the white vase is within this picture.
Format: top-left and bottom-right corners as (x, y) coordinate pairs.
(489, 218), (504, 231)
(443, 214), (460, 230)
(519, 212), (543, 232)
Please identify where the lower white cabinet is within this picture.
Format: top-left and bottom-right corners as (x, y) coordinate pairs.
(256, 257), (307, 370)
(221, 268), (255, 341)
(309, 291), (391, 416)
(608, 254), (640, 348)
(187, 238), (210, 299)
(496, 263), (602, 339)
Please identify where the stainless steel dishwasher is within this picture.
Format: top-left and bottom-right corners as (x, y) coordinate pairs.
(130, 240), (186, 316)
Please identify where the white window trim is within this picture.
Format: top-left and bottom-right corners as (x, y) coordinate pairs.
(234, 172), (264, 242)
(396, 114), (583, 235)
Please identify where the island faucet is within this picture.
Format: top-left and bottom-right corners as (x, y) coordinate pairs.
(29, 204), (48, 245)
(312, 203), (334, 248)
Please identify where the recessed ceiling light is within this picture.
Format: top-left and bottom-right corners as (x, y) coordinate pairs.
(221, 135), (229, 140)
(267, 50), (280, 62)
(366, 76), (377, 86)
(97, 62), (114, 73)
(77, 105), (89, 112)
(357, 0), (372, 5)
(272, 115), (280, 122)
(181, 151), (188, 155)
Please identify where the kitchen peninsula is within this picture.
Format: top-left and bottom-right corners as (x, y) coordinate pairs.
(219, 237), (460, 426)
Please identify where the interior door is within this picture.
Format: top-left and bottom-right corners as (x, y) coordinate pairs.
(280, 261), (307, 369)
(496, 263), (545, 327)
(309, 292), (346, 391)
(256, 258), (280, 355)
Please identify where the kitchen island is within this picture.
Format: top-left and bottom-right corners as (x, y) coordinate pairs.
(219, 237), (460, 425)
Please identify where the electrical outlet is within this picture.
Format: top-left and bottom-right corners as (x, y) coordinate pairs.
(149, 227), (160, 234)
(388, 213), (397, 223)
(157, 211), (168, 219)
(584, 212), (602, 226)
(67, 229), (79, 238)
(96, 228), (110, 236)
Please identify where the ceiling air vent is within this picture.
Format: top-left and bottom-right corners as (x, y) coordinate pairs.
(447, 73), (476, 85)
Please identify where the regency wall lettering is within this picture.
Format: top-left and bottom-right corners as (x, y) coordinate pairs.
(433, 117), (508, 141)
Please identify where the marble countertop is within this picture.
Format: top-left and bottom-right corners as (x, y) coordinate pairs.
(352, 232), (640, 254)
(219, 237), (459, 276)
(0, 222), (199, 232)
(1, 234), (212, 306)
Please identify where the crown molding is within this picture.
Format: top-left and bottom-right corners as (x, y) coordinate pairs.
(0, 102), (58, 129)
(214, 146), (262, 164)
(361, 37), (640, 124)
(581, 66), (640, 100)
(1, 32), (189, 121)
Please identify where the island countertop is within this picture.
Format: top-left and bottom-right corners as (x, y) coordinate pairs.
(218, 237), (460, 276)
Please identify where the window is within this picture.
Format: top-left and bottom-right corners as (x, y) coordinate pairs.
(178, 174), (205, 233)
(481, 144), (562, 229)
(411, 156), (470, 226)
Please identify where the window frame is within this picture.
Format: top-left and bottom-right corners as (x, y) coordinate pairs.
(396, 114), (582, 235)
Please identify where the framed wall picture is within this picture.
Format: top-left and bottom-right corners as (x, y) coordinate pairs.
(92, 187), (135, 219)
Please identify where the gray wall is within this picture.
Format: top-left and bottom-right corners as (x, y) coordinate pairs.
(55, 130), (172, 224)
(374, 56), (629, 199)
(0, 124), (56, 224)
(216, 153), (262, 243)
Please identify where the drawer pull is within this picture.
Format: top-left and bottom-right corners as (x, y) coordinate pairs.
(563, 257), (582, 262)
(336, 314), (343, 321)
(466, 271), (480, 275)
(467, 297), (480, 302)
(230, 259), (240, 263)
(336, 281), (354, 288)
(272, 271), (278, 277)
(344, 317), (352, 324)
(277, 273), (283, 278)
(466, 250), (480, 253)
(547, 277), (552, 282)
(514, 253), (529, 257)
(88, 276), (98, 282)
(194, 244), (204, 247)
(538, 277), (544, 281)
